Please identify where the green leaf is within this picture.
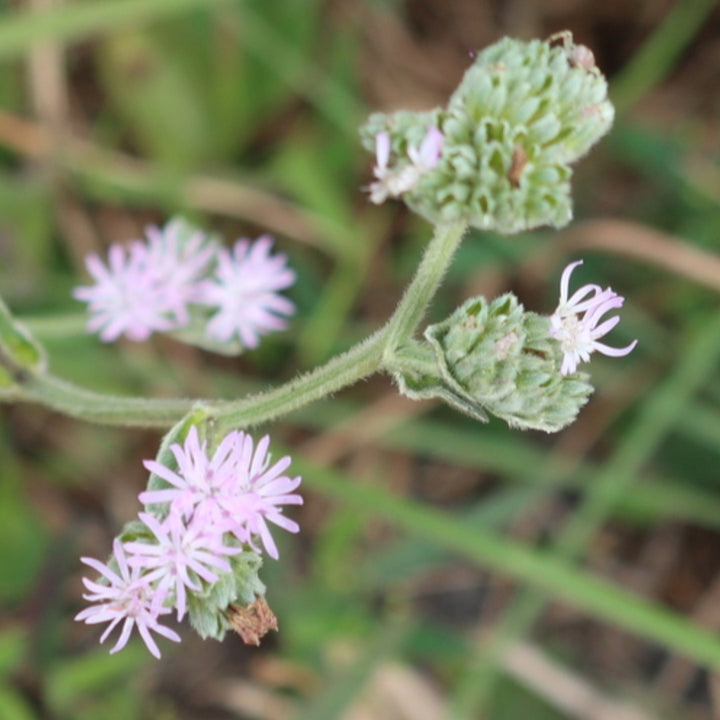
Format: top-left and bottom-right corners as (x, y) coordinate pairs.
(0, 296), (46, 388)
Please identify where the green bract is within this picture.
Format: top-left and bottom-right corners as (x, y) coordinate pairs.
(360, 34), (613, 233)
(186, 551), (266, 641)
(390, 294), (593, 432)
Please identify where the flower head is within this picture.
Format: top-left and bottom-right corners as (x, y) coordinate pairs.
(75, 539), (180, 658)
(411, 292), (593, 433)
(220, 433), (303, 560)
(141, 427), (302, 560)
(550, 260), (637, 375)
(197, 236), (296, 349)
(361, 33), (614, 232)
(125, 512), (238, 621)
(73, 243), (174, 342)
(73, 220), (214, 342)
(77, 425), (302, 655)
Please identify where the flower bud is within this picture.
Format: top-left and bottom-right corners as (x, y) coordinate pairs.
(389, 294), (593, 432)
(426, 294), (593, 431)
(360, 33), (613, 234)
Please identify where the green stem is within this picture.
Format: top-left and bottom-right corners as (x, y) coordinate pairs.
(213, 221), (467, 431)
(383, 221), (467, 358)
(19, 372), (196, 427)
(214, 220), (466, 431)
(213, 329), (387, 433)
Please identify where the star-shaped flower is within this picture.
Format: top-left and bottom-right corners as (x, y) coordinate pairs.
(550, 260), (637, 375)
(197, 236), (296, 349)
(125, 513), (238, 621)
(75, 539), (180, 658)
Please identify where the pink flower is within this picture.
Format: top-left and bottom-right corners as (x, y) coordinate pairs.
(368, 126), (444, 205)
(75, 539), (180, 659)
(140, 426), (237, 521)
(142, 220), (216, 324)
(73, 243), (174, 342)
(197, 236), (296, 349)
(550, 260), (637, 375)
(73, 221), (214, 342)
(125, 513), (238, 621)
(140, 426), (303, 560)
(221, 433), (303, 560)
(408, 126), (444, 171)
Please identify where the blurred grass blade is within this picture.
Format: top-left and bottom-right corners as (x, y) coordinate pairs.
(611, 0), (718, 114)
(290, 401), (720, 531)
(451, 311), (720, 716)
(0, 0), (238, 60)
(556, 312), (720, 553)
(46, 645), (149, 715)
(298, 457), (720, 670)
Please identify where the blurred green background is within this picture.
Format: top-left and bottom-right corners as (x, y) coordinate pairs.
(1, 0), (720, 718)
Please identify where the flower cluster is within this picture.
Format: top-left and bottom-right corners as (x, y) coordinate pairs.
(397, 293), (595, 433)
(74, 219), (296, 349)
(388, 259), (636, 433)
(360, 33), (614, 233)
(550, 260), (637, 375)
(76, 426), (302, 658)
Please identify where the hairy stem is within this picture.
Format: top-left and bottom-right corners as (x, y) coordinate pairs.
(383, 221), (467, 357)
(17, 372), (197, 427)
(213, 329), (387, 432)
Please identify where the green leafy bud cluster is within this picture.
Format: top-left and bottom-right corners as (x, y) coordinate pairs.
(391, 294), (593, 432)
(120, 413), (269, 642)
(361, 33), (613, 233)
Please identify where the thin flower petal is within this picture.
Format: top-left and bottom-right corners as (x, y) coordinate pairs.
(550, 260), (637, 375)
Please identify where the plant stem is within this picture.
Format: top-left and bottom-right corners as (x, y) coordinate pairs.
(18, 372), (196, 427)
(213, 329), (387, 433)
(383, 221), (467, 357)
